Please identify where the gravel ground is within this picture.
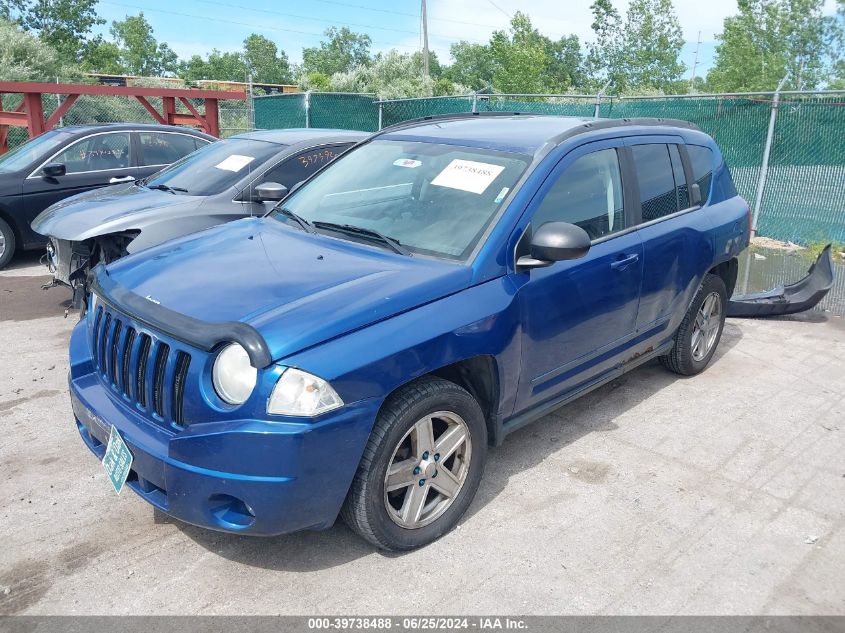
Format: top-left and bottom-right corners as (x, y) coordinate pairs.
(1, 251), (844, 615)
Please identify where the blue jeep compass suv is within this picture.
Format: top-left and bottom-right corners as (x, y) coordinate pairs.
(68, 114), (749, 550)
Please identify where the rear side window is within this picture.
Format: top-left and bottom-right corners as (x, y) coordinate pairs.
(668, 145), (690, 209)
(139, 132), (204, 166)
(687, 145), (714, 203)
(532, 148), (625, 240)
(631, 144), (678, 222)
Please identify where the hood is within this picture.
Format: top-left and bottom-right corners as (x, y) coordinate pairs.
(31, 183), (205, 241)
(106, 218), (472, 360)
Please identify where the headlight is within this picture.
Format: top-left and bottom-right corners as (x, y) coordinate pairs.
(212, 343), (257, 405)
(267, 368), (343, 416)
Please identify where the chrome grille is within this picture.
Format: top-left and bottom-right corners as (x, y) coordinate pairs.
(90, 303), (193, 428)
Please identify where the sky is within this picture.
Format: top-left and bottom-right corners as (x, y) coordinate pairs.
(92, 0), (842, 80)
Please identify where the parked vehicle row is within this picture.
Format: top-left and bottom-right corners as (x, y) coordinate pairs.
(29, 114), (750, 550)
(31, 128), (365, 306)
(0, 123), (215, 269)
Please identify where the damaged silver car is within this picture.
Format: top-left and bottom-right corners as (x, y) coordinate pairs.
(31, 128), (365, 307)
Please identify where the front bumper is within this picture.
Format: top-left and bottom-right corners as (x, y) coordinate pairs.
(69, 322), (380, 536)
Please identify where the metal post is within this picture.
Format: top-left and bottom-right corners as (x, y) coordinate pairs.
(378, 100), (383, 130)
(247, 74), (255, 131)
(472, 92), (478, 114)
(56, 77), (64, 127)
(304, 90), (311, 129)
(751, 74), (788, 237)
(594, 79), (612, 119)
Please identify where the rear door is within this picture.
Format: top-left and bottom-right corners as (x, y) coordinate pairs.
(513, 140), (644, 412)
(21, 131), (137, 225)
(626, 137), (715, 339)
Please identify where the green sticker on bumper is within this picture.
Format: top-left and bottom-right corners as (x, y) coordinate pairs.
(103, 426), (133, 494)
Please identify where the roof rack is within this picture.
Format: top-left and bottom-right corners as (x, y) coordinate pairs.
(375, 112), (702, 143)
(376, 111), (537, 135)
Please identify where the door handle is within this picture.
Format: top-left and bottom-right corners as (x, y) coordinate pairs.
(109, 176), (135, 184)
(611, 253), (640, 270)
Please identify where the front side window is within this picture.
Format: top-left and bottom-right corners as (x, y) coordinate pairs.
(143, 138), (284, 196)
(532, 148), (625, 240)
(139, 132), (206, 166)
(52, 133), (130, 173)
(631, 144), (678, 222)
(686, 145), (714, 203)
(0, 130), (75, 174)
(274, 140), (530, 260)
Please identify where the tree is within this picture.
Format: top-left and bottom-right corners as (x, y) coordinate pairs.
(620, 0), (686, 92)
(0, 16), (78, 80)
(243, 34), (292, 84)
(300, 27), (371, 77)
(2, 0), (102, 62)
(585, 0), (626, 91)
(706, 0), (837, 92)
(545, 34), (585, 92)
(80, 35), (123, 74)
(180, 49), (247, 82)
(489, 12), (551, 93)
(109, 13), (178, 76)
(446, 41), (495, 90)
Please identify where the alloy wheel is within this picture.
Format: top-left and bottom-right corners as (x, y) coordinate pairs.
(383, 411), (472, 529)
(691, 291), (722, 361)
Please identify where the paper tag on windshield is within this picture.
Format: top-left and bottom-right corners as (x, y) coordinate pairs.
(431, 159), (505, 194)
(214, 154), (255, 172)
(394, 158), (422, 168)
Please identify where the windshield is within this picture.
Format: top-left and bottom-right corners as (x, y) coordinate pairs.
(0, 130), (75, 174)
(272, 140), (530, 260)
(144, 138), (283, 196)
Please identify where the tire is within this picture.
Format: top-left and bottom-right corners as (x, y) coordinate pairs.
(0, 217), (16, 270)
(660, 273), (727, 376)
(341, 376), (487, 551)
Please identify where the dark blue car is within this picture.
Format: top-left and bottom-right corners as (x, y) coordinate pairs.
(68, 114), (749, 550)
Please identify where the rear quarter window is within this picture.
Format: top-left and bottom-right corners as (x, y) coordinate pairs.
(686, 145), (714, 203)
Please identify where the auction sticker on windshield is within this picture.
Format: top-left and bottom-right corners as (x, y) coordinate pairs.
(214, 154), (255, 172)
(102, 426), (133, 494)
(431, 159), (505, 194)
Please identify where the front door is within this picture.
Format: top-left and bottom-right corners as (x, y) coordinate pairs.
(513, 141), (643, 413)
(21, 131), (138, 232)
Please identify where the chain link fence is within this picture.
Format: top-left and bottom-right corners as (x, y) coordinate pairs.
(253, 90), (845, 245)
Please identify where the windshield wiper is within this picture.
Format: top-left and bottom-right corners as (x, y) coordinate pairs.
(146, 183), (188, 194)
(312, 221), (411, 256)
(277, 207), (315, 233)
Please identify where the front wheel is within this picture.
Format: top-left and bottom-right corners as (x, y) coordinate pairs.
(660, 273), (727, 376)
(341, 377), (487, 551)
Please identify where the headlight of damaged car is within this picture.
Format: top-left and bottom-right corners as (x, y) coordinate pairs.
(268, 368), (343, 416)
(212, 343), (257, 405)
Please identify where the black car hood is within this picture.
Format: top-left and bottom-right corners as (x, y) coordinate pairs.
(31, 183), (204, 241)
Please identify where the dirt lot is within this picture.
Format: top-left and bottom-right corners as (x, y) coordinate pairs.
(1, 252), (844, 615)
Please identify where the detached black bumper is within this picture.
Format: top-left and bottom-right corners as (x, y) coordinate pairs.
(727, 245), (835, 318)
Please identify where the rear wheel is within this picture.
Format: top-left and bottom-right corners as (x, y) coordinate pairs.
(342, 377), (487, 551)
(0, 217), (16, 270)
(660, 273), (727, 376)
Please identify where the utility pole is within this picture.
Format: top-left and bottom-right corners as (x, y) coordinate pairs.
(421, 0), (430, 79)
(689, 30), (702, 92)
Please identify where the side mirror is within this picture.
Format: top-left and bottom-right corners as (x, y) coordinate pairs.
(254, 181), (288, 202)
(42, 163), (66, 178)
(517, 221), (591, 270)
(690, 182), (702, 206)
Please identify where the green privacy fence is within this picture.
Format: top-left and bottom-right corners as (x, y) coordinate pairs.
(254, 90), (845, 244)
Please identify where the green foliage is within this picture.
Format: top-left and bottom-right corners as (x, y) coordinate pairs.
(584, 0), (626, 91)
(108, 13), (179, 76)
(622, 0), (686, 92)
(706, 0), (838, 91)
(243, 34), (292, 84)
(299, 71), (331, 91)
(301, 27), (372, 77)
(446, 41), (494, 91)
(3, 0), (102, 62)
(180, 49), (247, 82)
(0, 16), (78, 80)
